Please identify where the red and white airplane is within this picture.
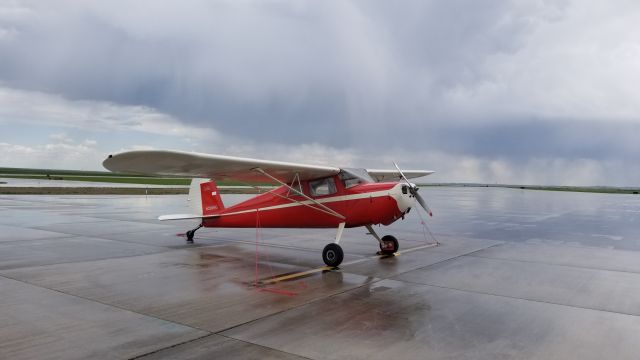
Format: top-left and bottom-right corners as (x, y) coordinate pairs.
(103, 150), (434, 267)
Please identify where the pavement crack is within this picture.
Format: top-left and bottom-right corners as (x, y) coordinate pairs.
(128, 333), (215, 360)
(396, 278), (640, 318)
(0, 272), (214, 333)
(468, 253), (640, 276)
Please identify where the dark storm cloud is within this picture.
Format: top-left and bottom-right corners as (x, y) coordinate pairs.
(353, 118), (640, 163)
(425, 120), (640, 161)
(0, 2), (360, 144)
(0, 1), (562, 142)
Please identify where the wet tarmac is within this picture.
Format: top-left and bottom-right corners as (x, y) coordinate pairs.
(1, 187), (639, 359)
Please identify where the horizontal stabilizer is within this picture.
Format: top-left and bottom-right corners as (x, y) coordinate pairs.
(158, 213), (220, 221)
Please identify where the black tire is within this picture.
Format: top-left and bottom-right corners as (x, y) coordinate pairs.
(186, 230), (194, 243)
(380, 235), (399, 254)
(322, 243), (344, 267)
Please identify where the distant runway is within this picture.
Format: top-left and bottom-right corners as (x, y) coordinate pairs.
(1, 188), (640, 359)
(0, 177), (188, 188)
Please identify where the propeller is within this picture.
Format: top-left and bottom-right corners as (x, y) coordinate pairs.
(393, 161), (433, 217)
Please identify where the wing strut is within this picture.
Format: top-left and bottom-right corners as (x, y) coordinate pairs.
(286, 172), (302, 197)
(253, 168), (345, 220)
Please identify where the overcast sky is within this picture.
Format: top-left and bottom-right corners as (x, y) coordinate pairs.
(1, 0), (639, 186)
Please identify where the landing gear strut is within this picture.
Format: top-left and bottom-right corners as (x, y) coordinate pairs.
(186, 223), (203, 243)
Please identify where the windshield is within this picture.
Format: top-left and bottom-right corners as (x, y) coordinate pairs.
(340, 168), (374, 188)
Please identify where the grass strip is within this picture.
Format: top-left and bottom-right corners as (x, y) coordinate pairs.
(0, 187), (263, 195)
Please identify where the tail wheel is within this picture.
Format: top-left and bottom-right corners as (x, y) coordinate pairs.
(380, 235), (399, 255)
(322, 243), (344, 267)
(185, 223), (202, 244)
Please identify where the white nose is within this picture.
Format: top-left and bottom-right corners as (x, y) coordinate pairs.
(394, 183), (415, 212)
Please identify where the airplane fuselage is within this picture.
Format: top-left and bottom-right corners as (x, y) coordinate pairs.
(202, 175), (415, 229)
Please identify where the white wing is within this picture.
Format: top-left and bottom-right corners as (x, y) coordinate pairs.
(366, 169), (435, 182)
(103, 150), (340, 184)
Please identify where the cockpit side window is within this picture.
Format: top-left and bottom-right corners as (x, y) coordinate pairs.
(309, 177), (337, 197)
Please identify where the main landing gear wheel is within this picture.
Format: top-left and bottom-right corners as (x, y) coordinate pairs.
(379, 235), (399, 255)
(322, 243), (344, 267)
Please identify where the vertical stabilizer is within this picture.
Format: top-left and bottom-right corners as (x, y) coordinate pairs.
(189, 179), (225, 216)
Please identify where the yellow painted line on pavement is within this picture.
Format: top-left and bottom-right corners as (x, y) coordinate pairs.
(258, 266), (335, 285)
